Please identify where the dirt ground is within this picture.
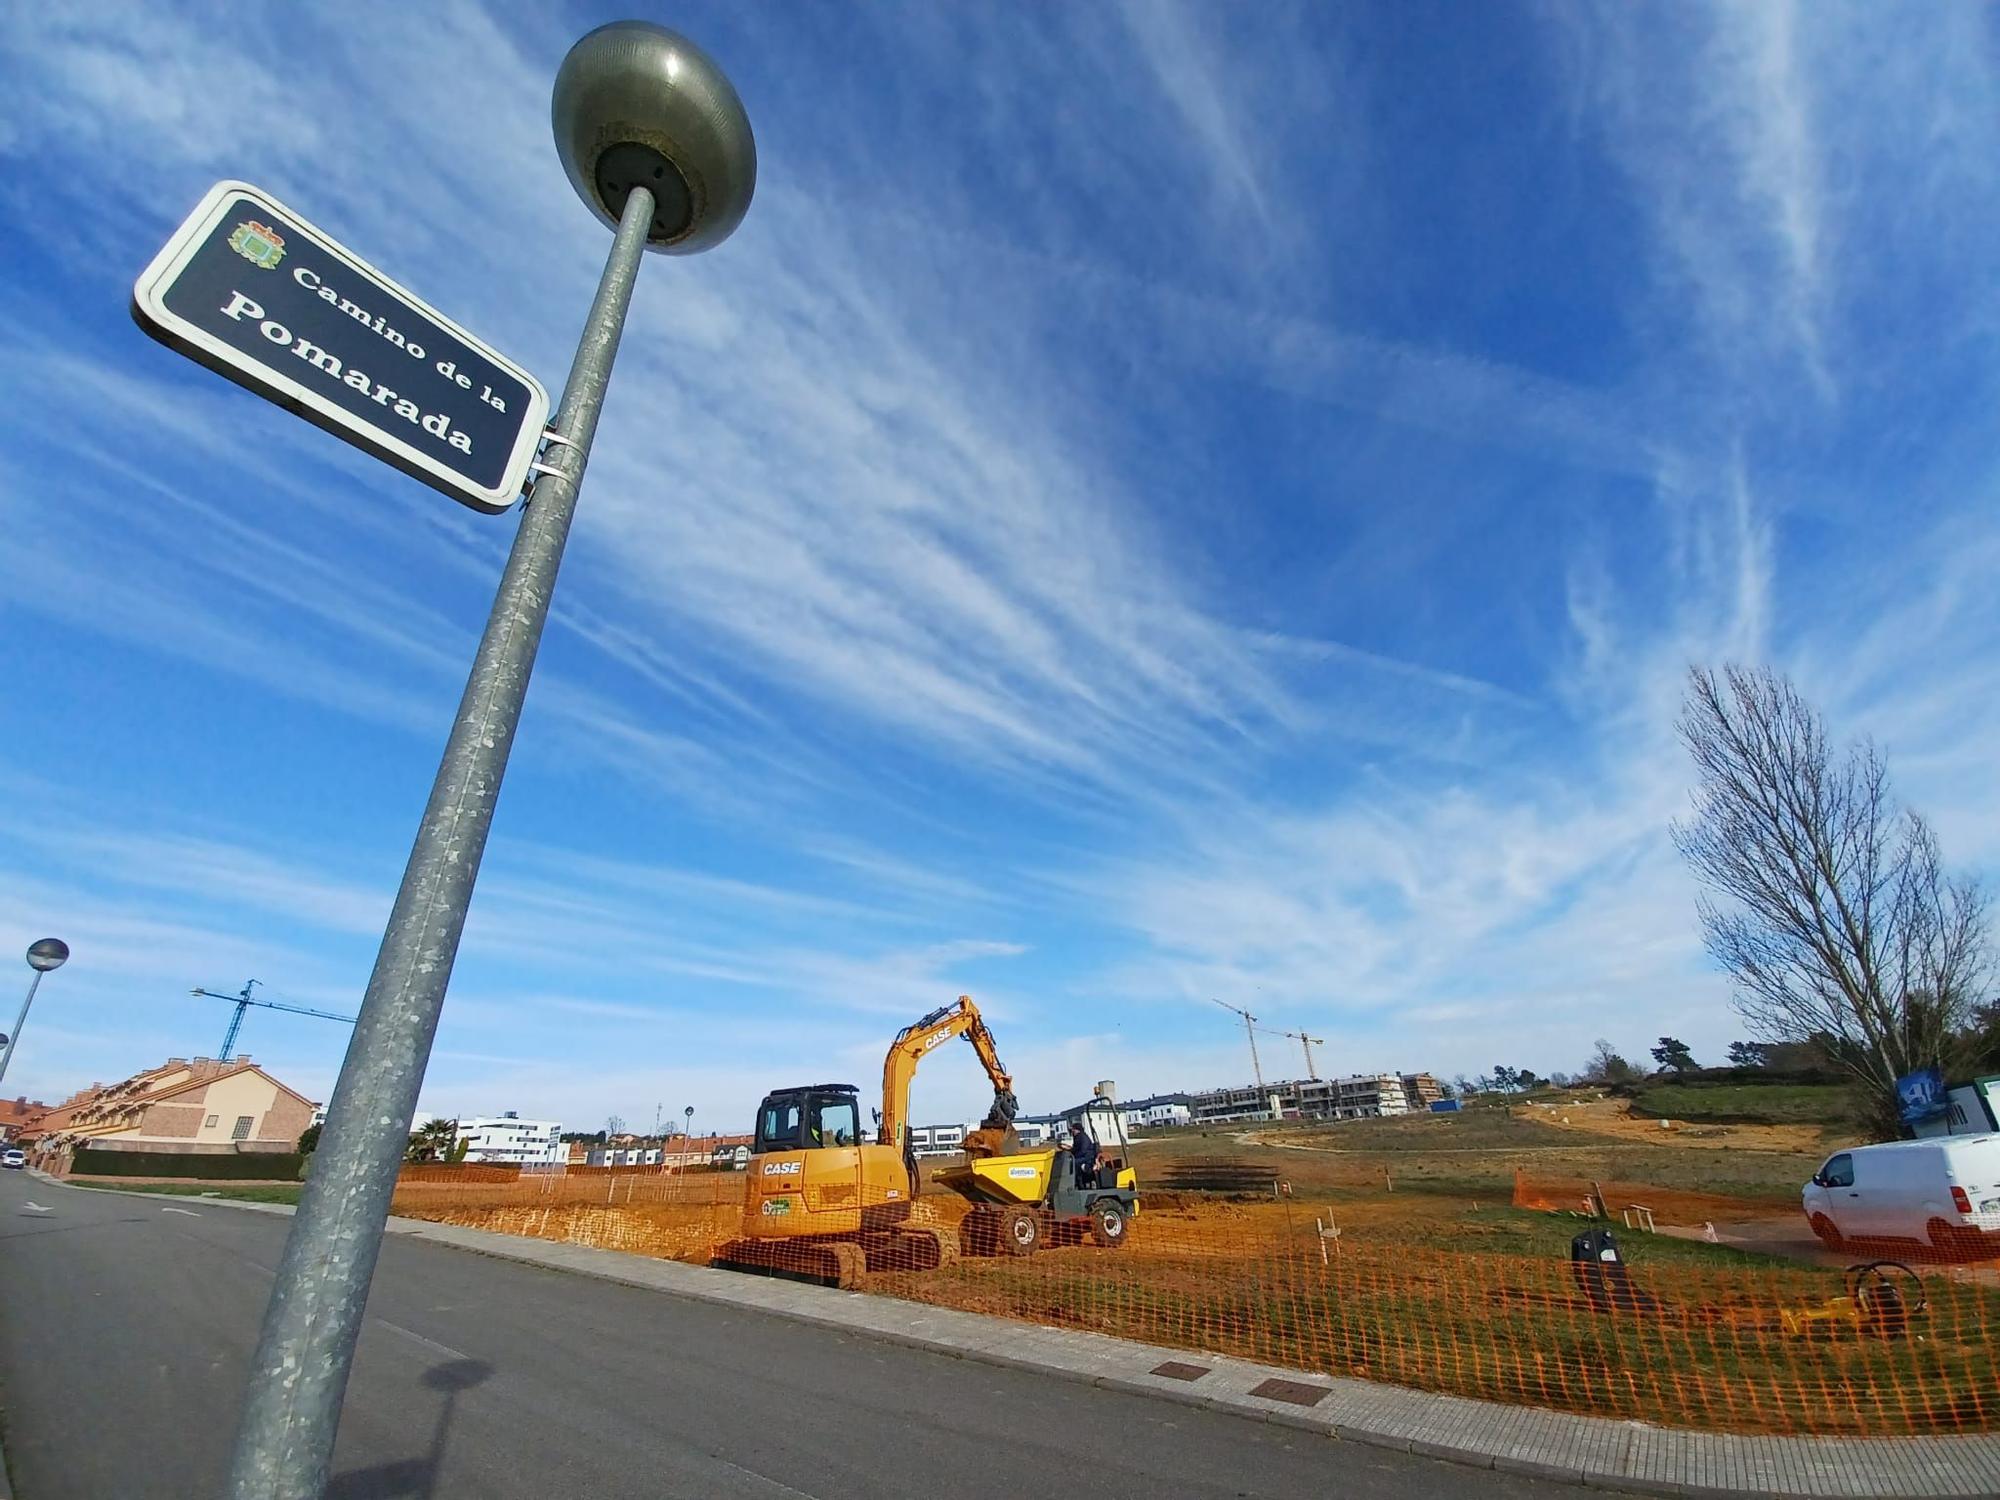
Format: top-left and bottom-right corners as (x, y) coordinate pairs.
(1515, 1095), (1834, 1155)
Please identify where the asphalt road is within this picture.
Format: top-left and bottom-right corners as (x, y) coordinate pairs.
(0, 1170), (1572, 1499)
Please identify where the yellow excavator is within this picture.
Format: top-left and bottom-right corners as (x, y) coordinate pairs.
(716, 996), (1142, 1285)
(713, 995), (1022, 1286)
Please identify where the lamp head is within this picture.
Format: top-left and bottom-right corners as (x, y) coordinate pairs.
(552, 20), (757, 255)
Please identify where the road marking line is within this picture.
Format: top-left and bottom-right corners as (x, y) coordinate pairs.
(373, 1319), (471, 1361)
(161, 1207), (202, 1217)
(709, 1457), (822, 1500)
(22, 1201), (51, 1214)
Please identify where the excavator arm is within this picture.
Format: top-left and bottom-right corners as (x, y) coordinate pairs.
(879, 995), (1016, 1161)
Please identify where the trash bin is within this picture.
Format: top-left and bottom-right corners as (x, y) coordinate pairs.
(1570, 1226), (1646, 1313)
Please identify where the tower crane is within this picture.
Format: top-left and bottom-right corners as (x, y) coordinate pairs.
(1210, 997), (1267, 1093)
(190, 980), (356, 1058)
(1257, 1024), (1326, 1081)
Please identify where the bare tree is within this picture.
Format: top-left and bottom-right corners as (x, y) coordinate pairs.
(1584, 1039), (1637, 1084)
(1673, 666), (1993, 1137)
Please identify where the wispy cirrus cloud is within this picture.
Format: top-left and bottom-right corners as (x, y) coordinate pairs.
(3, 2), (1997, 1125)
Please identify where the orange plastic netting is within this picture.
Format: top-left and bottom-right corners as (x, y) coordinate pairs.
(387, 1164), (2000, 1437)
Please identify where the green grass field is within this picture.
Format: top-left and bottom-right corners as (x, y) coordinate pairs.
(1357, 1204), (1775, 1265)
(1134, 1101), (1817, 1206)
(1630, 1080), (1853, 1125)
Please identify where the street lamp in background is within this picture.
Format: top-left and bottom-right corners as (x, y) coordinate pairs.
(224, 22), (755, 1499)
(0, 939), (70, 1089)
(680, 1103), (696, 1199)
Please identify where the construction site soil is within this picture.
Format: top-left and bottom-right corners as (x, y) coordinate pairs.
(390, 1112), (1999, 1439)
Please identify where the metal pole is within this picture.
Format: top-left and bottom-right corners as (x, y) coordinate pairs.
(223, 183), (659, 1500)
(1245, 1015), (1265, 1095)
(0, 971), (45, 1088)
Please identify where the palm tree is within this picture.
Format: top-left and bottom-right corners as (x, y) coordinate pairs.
(405, 1115), (458, 1163)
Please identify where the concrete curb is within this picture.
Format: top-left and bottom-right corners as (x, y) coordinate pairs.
(65, 1180), (2000, 1498)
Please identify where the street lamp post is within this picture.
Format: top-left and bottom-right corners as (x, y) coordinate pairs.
(0, 939), (70, 1089)
(223, 23), (754, 1499)
(677, 1103), (696, 1199)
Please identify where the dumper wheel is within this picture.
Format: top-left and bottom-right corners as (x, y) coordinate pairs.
(1089, 1201), (1130, 1248)
(1000, 1206), (1042, 1256)
(827, 1242), (865, 1289)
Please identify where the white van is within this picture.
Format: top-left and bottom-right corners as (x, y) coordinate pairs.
(1803, 1135), (2000, 1255)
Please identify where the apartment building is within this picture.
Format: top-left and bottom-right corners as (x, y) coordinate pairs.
(454, 1113), (565, 1166)
(1187, 1070), (1441, 1125)
(21, 1055), (315, 1166)
(908, 1122), (967, 1157)
(1118, 1094), (1192, 1129)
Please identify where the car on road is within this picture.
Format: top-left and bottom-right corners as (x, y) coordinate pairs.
(1, 1148), (26, 1170)
(1803, 1135), (2000, 1256)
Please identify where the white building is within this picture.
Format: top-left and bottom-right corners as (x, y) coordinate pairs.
(455, 1112), (564, 1166)
(1122, 1101), (1191, 1129)
(908, 1122), (968, 1157)
(1185, 1072), (1439, 1125)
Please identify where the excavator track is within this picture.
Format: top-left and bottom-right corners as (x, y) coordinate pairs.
(712, 1237), (867, 1288)
(860, 1225), (957, 1273)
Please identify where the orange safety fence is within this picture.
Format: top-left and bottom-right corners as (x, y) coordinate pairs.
(1510, 1168), (1796, 1227)
(391, 1169), (2000, 1437)
(392, 1167), (748, 1208)
(395, 1163), (523, 1184)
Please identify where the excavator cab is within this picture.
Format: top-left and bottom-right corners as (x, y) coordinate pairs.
(754, 1085), (865, 1152)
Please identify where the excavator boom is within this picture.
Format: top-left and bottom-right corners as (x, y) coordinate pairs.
(879, 994), (1014, 1154)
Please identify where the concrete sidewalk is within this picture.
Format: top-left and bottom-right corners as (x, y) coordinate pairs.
(66, 1179), (2000, 1498)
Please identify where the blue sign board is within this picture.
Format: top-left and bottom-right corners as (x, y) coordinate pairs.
(1895, 1065), (1948, 1125)
(133, 181), (548, 514)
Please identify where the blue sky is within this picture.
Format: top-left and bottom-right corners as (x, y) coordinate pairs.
(4, 3), (1998, 1133)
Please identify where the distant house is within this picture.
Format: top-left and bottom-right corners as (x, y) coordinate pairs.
(908, 1122), (968, 1157)
(23, 1055), (315, 1169)
(572, 1131), (750, 1169)
(0, 1094), (50, 1144)
(1012, 1116), (1062, 1147)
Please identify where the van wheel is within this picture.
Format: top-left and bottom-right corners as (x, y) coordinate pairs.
(1809, 1213), (1845, 1251)
(1926, 1218), (1968, 1262)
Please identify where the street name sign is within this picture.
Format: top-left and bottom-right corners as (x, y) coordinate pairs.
(133, 180), (549, 514)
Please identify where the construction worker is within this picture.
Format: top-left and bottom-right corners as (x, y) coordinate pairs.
(1068, 1119), (1098, 1189)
